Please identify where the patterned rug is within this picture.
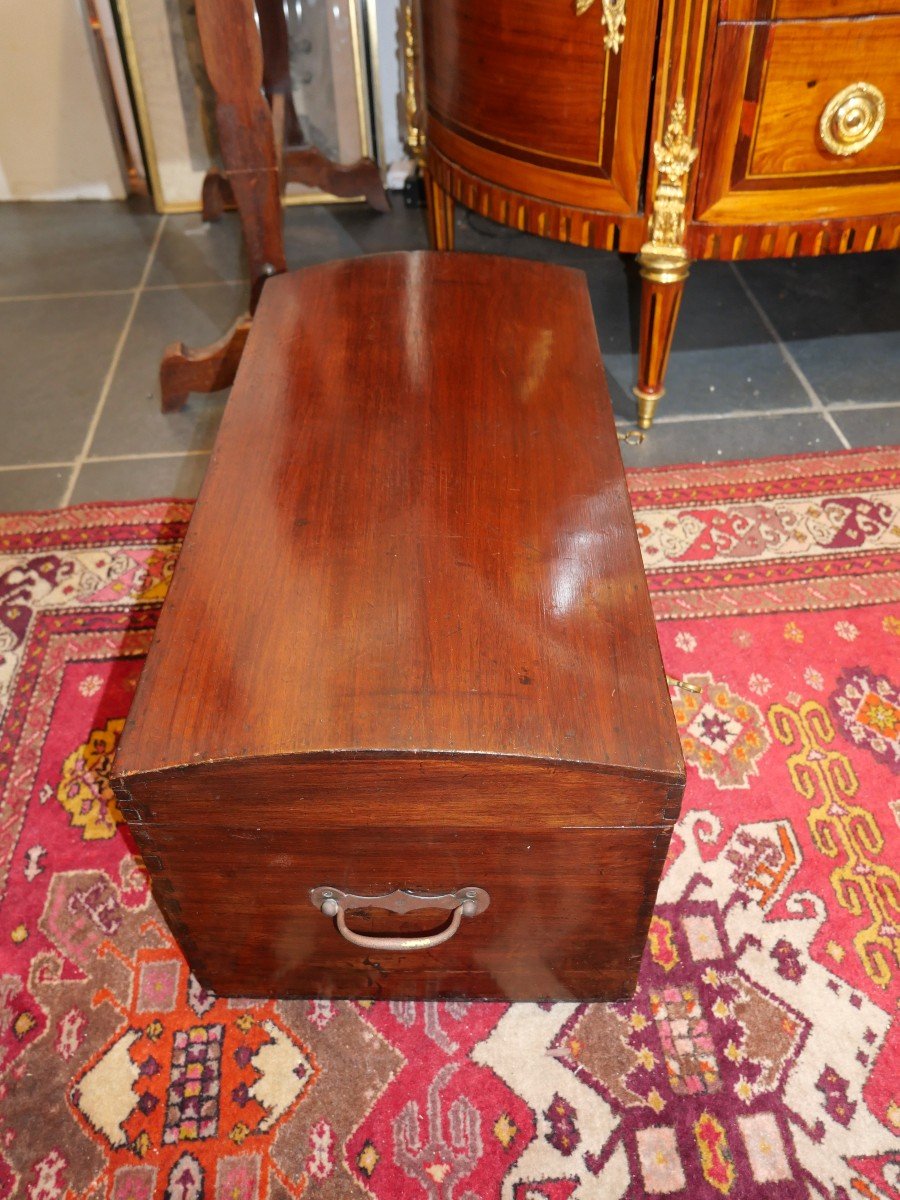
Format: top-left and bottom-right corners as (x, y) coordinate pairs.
(1, 447), (899, 1200)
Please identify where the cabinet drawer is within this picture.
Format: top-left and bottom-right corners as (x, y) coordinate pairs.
(721, 0), (900, 19)
(696, 16), (900, 222)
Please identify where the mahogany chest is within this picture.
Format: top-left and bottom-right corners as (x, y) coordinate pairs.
(113, 251), (685, 1002)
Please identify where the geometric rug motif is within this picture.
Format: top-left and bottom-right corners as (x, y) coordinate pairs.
(1, 448), (899, 1198)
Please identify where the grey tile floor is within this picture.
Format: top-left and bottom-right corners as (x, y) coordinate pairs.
(1, 198), (898, 511)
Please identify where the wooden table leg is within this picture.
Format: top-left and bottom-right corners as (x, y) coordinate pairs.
(201, 170), (233, 223)
(202, 149), (390, 224)
(161, 316), (252, 413)
(160, 0), (286, 412)
(283, 147), (390, 212)
(633, 253), (690, 430)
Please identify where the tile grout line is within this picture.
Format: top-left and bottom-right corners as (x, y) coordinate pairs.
(145, 278), (245, 292)
(0, 449), (214, 476)
(60, 216), (168, 507)
(87, 449), (211, 463)
(0, 287), (136, 304)
(617, 404), (820, 427)
(729, 261), (851, 449)
(0, 279), (246, 305)
(0, 460), (75, 473)
(613, 399), (900, 429)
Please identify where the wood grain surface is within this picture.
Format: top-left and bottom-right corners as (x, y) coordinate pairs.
(696, 15), (900, 224)
(421, 0), (658, 213)
(115, 251), (684, 999)
(721, 0), (899, 20)
(118, 253), (681, 783)
(126, 822), (676, 1000)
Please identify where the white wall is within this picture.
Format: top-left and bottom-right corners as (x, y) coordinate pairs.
(0, 0), (125, 200)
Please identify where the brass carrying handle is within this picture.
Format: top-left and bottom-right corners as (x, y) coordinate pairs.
(310, 886), (490, 952)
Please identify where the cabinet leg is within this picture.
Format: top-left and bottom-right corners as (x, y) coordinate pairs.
(425, 170), (455, 250)
(633, 256), (689, 430)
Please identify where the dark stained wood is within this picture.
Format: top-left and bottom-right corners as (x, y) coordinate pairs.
(200, 168), (232, 223)
(282, 146), (390, 212)
(122, 254), (682, 780)
(118, 758), (683, 831)
(161, 0), (286, 412)
(122, 822), (676, 1000)
(160, 315), (252, 413)
(195, 0), (287, 291)
(421, 0), (659, 212)
(116, 252), (685, 1000)
(201, 154), (390, 222)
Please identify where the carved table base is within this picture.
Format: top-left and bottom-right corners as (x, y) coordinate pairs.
(160, 0), (388, 413)
(160, 315), (252, 413)
(201, 149), (390, 224)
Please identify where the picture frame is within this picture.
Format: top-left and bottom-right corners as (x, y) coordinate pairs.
(115, 0), (380, 212)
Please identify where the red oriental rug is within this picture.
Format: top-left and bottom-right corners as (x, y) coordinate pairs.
(1, 447), (899, 1200)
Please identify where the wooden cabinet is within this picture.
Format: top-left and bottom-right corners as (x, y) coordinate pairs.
(415, 0), (900, 427)
(422, 0), (658, 217)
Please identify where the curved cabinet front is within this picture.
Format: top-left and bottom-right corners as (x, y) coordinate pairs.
(421, 0), (657, 243)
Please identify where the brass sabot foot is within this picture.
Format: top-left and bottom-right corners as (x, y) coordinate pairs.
(633, 386), (663, 430)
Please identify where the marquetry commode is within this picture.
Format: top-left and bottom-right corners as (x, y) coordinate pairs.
(410, 0), (900, 428)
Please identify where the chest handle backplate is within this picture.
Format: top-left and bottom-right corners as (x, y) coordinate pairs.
(309, 886), (490, 952)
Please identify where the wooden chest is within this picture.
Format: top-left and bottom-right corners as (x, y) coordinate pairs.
(113, 252), (685, 1002)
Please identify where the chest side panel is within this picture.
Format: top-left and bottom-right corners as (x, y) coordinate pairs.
(125, 820), (677, 1001)
(115, 755), (682, 999)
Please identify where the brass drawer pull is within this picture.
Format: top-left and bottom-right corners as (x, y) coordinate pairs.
(819, 82), (886, 157)
(310, 886), (490, 952)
